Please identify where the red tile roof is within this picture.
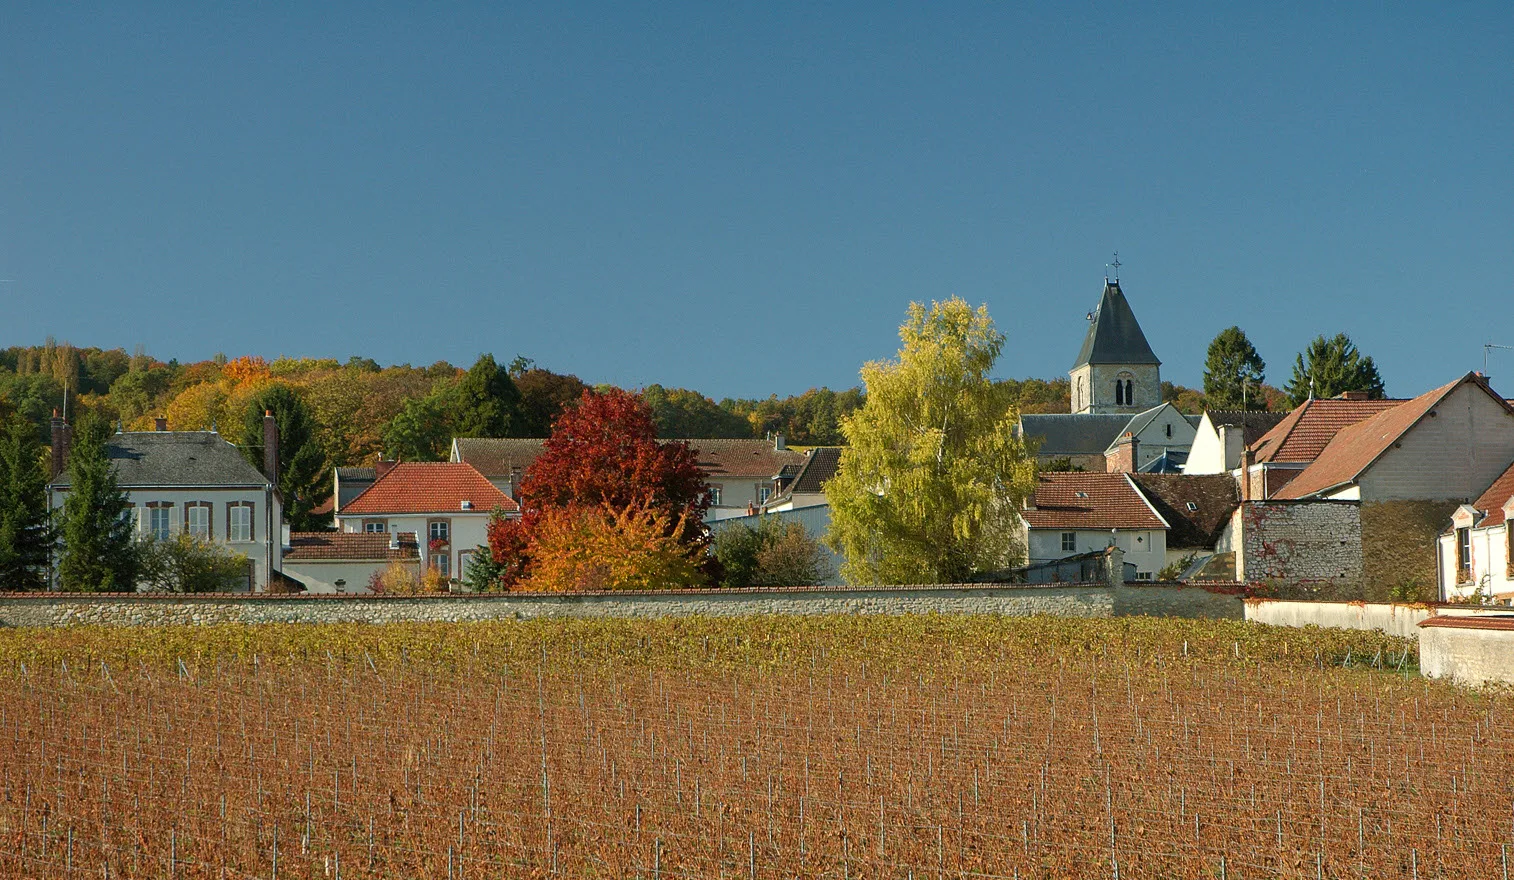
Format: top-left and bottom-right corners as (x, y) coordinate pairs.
(284, 531), (419, 562)
(339, 462), (518, 515)
(1275, 374), (1511, 500)
(1470, 460), (1514, 530)
(1021, 473), (1168, 531)
(453, 437), (806, 480)
(1249, 398), (1404, 464)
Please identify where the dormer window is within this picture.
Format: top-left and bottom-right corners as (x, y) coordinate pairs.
(1186, 502), (1199, 512)
(1075, 491), (1089, 499)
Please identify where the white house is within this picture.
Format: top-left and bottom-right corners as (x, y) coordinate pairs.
(1439, 461), (1514, 602)
(1184, 410), (1286, 475)
(46, 413), (285, 591)
(334, 461), (518, 580)
(761, 447), (841, 513)
(1018, 472), (1169, 580)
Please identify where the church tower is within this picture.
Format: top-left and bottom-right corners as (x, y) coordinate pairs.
(1069, 279), (1161, 414)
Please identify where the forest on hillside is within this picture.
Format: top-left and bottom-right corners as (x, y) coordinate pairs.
(0, 340), (1215, 470)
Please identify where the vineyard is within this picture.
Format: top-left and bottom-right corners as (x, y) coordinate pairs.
(0, 616), (1508, 879)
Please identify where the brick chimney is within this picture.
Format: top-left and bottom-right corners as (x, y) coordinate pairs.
(774, 433), (786, 451)
(1336, 390), (1370, 400)
(49, 410), (71, 480)
(1105, 432), (1138, 473)
(154, 416), (168, 432)
(262, 410), (279, 483)
(375, 457), (398, 479)
(1238, 446), (1253, 502)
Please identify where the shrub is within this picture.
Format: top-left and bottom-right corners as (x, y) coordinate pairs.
(713, 517), (831, 587)
(519, 502), (707, 592)
(138, 534), (250, 593)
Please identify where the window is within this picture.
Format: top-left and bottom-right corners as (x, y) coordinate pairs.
(1060, 532), (1076, 553)
(228, 503), (254, 542)
(756, 485), (772, 504)
(1134, 571), (1153, 582)
(185, 503), (212, 539)
(429, 552), (450, 578)
(1508, 523), (1513, 571)
(363, 520), (388, 533)
(1186, 502), (1199, 512)
(428, 520), (450, 542)
(147, 503), (172, 541)
(1456, 527), (1472, 581)
(1166, 423), (1173, 438)
(709, 486), (723, 506)
(457, 550), (475, 579)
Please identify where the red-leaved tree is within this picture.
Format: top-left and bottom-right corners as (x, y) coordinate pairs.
(487, 388), (712, 589)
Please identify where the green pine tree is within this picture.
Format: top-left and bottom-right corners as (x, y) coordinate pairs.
(1284, 333), (1387, 406)
(239, 384), (331, 533)
(454, 354), (524, 438)
(1202, 326), (1267, 411)
(0, 413), (55, 590)
(56, 414), (138, 592)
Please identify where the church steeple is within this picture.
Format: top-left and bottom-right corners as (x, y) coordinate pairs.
(1069, 277), (1162, 414)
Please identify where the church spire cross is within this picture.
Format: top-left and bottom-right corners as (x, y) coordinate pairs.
(1105, 252), (1122, 282)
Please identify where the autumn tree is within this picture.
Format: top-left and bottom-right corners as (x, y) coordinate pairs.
(517, 502), (706, 591)
(238, 384), (330, 531)
(0, 413), (54, 590)
(454, 354), (524, 438)
(1203, 327), (1267, 410)
(1285, 333), (1387, 406)
(56, 414), (138, 592)
(825, 298), (1037, 584)
(712, 516), (831, 587)
(487, 388), (712, 589)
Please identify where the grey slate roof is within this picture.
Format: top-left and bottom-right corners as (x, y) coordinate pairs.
(1020, 414), (1132, 456)
(1072, 281), (1161, 369)
(52, 431), (270, 488)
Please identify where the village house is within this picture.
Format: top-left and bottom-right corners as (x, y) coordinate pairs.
(1439, 460), (1514, 601)
(333, 461), (518, 581)
(761, 447), (841, 513)
(281, 531), (421, 594)
(1183, 410), (1286, 475)
(1018, 472), (1169, 580)
(1236, 374), (1514, 598)
(45, 413), (284, 591)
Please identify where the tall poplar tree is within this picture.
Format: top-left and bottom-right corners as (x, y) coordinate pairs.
(454, 354), (524, 438)
(825, 298), (1038, 584)
(0, 413), (54, 590)
(56, 414), (138, 592)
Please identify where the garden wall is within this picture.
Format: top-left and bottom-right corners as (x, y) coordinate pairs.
(1419, 615), (1514, 685)
(0, 583), (1244, 628)
(1243, 599), (1433, 639)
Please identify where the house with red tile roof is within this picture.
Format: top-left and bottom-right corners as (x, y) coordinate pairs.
(1439, 460), (1514, 602)
(1235, 374), (1514, 600)
(281, 531), (421, 594)
(1241, 394), (1403, 497)
(1019, 473), (1170, 580)
(335, 462), (518, 581)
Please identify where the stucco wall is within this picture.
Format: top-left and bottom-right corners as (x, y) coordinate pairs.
(1028, 528), (1166, 579)
(1239, 501), (1362, 586)
(0, 583), (1244, 628)
(1419, 617), (1514, 685)
(1244, 599), (1432, 639)
(1439, 526), (1514, 601)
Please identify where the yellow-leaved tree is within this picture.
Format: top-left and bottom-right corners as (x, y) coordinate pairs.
(825, 298), (1037, 584)
(519, 502), (706, 592)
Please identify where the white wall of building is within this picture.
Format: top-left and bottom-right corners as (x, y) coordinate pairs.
(1439, 524), (1513, 601)
(281, 559), (421, 594)
(335, 511), (493, 581)
(1026, 528), (1167, 579)
(1358, 382), (1514, 502)
(49, 486), (281, 591)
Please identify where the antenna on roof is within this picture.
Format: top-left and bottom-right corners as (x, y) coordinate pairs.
(1484, 343), (1513, 378)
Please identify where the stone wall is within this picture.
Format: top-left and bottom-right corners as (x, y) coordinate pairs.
(1419, 615), (1514, 685)
(1243, 599), (1432, 639)
(0, 583), (1245, 628)
(1360, 500), (1462, 602)
(1240, 501), (1362, 589)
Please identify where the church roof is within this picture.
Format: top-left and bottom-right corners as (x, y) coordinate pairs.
(1072, 280), (1161, 369)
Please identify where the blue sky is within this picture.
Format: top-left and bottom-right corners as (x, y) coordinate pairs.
(4, 3), (1512, 399)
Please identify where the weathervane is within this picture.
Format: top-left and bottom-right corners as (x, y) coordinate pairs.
(1105, 252), (1121, 282)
